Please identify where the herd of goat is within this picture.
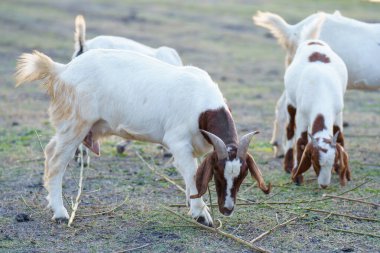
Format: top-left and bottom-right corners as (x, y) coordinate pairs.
(15, 11), (380, 227)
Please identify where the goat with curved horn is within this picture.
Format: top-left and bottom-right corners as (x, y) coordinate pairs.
(237, 131), (259, 159)
(200, 130), (228, 160)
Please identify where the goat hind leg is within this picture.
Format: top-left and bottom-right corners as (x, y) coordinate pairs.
(45, 127), (90, 222)
(271, 92), (287, 158)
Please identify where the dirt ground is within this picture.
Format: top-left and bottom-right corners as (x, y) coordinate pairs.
(0, 0), (379, 252)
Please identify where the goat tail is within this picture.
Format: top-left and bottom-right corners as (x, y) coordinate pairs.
(253, 11), (293, 48)
(15, 50), (65, 97)
(73, 15), (86, 57)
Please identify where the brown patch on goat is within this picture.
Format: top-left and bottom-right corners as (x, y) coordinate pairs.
(198, 107), (238, 145)
(292, 143), (321, 184)
(312, 114), (326, 134)
(284, 148), (294, 173)
(286, 105), (296, 140)
(309, 52), (330, 63)
(191, 152), (217, 199)
(246, 154), (271, 194)
(308, 41), (324, 46)
(333, 125), (345, 147)
(335, 144), (350, 186)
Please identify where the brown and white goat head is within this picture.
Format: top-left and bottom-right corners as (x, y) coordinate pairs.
(190, 131), (271, 216)
(292, 132), (350, 188)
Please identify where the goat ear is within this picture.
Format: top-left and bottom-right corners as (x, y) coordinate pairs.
(336, 144), (350, 186)
(246, 154), (271, 194)
(190, 153), (215, 199)
(292, 143), (313, 184)
(299, 13), (325, 42)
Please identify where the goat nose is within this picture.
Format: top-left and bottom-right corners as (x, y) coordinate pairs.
(222, 207), (234, 216)
(320, 184), (328, 189)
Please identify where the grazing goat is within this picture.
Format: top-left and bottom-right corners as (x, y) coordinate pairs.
(282, 15), (351, 188)
(72, 15), (183, 163)
(253, 11), (380, 157)
(15, 49), (270, 226)
(72, 15), (183, 66)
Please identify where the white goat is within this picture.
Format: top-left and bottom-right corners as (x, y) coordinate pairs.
(72, 15), (183, 66)
(72, 15), (183, 163)
(253, 11), (380, 157)
(282, 15), (350, 188)
(15, 49), (270, 226)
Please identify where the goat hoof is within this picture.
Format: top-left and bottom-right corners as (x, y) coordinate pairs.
(196, 216), (213, 227)
(284, 167), (292, 174)
(53, 217), (68, 224)
(116, 145), (126, 154)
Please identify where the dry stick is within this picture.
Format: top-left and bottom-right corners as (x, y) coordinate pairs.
(114, 243), (151, 253)
(356, 193), (379, 200)
(136, 151), (185, 193)
(34, 130), (45, 153)
(77, 197), (128, 217)
(322, 194), (380, 207)
(163, 207), (271, 253)
(68, 148), (85, 227)
(169, 178), (370, 208)
(20, 196), (43, 215)
(235, 179), (371, 206)
(328, 228), (380, 238)
(301, 208), (380, 222)
(250, 214), (306, 243)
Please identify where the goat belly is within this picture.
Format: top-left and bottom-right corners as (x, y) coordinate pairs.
(82, 131), (100, 156)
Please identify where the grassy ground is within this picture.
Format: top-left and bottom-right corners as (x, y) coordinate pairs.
(0, 0), (379, 252)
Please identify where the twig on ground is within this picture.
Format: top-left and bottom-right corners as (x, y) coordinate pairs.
(275, 213), (280, 225)
(77, 197), (128, 217)
(322, 194), (380, 207)
(272, 178), (317, 187)
(207, 185), (216, 226)
(300, 208), (380, 222)
(136, 151), (185, 193)
(163, 206), (271, 253)
(20, 196), (43, 215)
(15, 157), (45, 163)
(328, 228), (380, 238)
(250, 214), (306, 243)
(355, 193), (379, 200)
(231, 224), (242, 235)
(114, 243), (151, 253)
(68, 148), (85, 227)
(34, 130), (45, 153)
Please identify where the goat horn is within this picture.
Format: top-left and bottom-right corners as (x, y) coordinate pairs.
(201, 130), (228, 160)
(331, 131), (340, 147)
(308, 133), (318, 147)
(237, 131), (259, 159)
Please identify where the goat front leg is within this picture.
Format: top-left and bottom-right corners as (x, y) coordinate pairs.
(271, 91), (287, 158)
(169, 142), (213, 227)
(293, 117), (309, 184)
(283, 103), (296, 173)
(333, 112), (345, 173)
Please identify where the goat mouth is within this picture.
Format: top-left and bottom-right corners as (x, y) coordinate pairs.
(320, 184), (328, 189)
(221, 207), (234, 216)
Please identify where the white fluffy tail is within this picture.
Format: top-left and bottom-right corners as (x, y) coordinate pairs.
(253, 11), (294, 48)
(15, 50), (64, 97)
(73, 15), (86, 58)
